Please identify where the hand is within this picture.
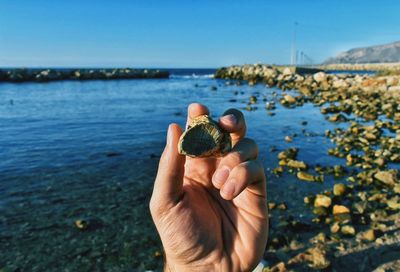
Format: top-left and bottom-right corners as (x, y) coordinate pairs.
(150, 103), (268, 272)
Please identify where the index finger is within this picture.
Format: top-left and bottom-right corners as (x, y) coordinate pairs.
(185, 103), (210, 129)
(219, 109), (247, 146)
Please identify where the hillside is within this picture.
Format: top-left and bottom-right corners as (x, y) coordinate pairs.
(324, 41), (400, 64)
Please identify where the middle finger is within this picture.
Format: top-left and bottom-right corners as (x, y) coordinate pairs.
(211, 138), (258, 189)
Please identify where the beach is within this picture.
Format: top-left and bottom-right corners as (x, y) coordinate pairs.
(0, 67), (399, 271)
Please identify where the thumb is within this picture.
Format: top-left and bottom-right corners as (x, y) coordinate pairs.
(151, 123), (186, 209)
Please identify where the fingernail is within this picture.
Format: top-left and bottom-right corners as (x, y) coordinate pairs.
(220, 114), (237, 125)
(221, 179), (236, 198)
(212, 166), (230, 187)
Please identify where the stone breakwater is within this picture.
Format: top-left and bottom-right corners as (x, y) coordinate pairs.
(319, 62), (400, 72)
(215, 64), (400, 122)
(216, 64), (400, 270)
(0, 68), (169, 83)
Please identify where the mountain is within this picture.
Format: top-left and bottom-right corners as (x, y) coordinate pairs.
(324, 41), (400, 64)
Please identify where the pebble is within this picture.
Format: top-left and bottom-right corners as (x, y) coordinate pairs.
(284, 136), (293, 142)
(333, 183), (347, 196)
(359, 229), (376, 241)
(333, 205), (350, 215)
(287, 160), (307, 169)
(374, 171), (397, 187)
(314, 195), (332, 208)
(341, 225), (356, 236)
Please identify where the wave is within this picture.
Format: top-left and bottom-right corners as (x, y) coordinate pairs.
(170, 73), (214, 79)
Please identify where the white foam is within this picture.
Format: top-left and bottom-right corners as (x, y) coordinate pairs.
(170, 73), (214, 79)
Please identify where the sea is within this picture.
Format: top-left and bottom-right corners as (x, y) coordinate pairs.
(0, 68), (347, 271)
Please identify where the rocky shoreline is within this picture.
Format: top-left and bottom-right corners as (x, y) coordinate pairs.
(0, 68), (169, 83)
(318, 62), (400, 72)
(215, 64), (400, 271)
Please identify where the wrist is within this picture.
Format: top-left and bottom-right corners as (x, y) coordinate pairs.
(164, 257), (226, 272)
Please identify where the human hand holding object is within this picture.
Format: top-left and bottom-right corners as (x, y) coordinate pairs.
(150, 103), (268, 272)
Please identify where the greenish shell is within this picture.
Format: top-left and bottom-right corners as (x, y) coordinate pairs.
(178, 115), (231, 157)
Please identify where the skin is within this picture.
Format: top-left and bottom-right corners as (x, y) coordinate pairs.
(150, 103), (268, 272)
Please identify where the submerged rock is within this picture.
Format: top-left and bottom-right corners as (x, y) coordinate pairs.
(333, 205), (350, 215)
(314, 195), (332, 208)
(284, 135), (293, 142)
(297, 171), (323, 183)
(341, 225), (356, 236)
(333, 183), (347, 196)
(358, 229), (376, 241)
(287, 160), (308, 169)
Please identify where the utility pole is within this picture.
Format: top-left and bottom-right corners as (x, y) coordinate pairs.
(300, 51), (304, 65)
(291, 21), (298, 66)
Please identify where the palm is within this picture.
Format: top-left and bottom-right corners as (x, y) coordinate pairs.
(160, 157), (268, 271)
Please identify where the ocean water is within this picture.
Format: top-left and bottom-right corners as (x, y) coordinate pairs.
(0, 69), (345, 271)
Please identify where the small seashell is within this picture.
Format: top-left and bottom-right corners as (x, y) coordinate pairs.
(178, 115), (231, 157)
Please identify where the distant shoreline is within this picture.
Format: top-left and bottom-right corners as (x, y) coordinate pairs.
(318, 62), (400, 71)
(0, 68), (169, 83)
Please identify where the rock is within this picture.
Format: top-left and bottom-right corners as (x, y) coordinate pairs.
(374, 157), (385, 167)
(341, 225), (356, 236)
(297, 171), (323, 183)
(334, 212), (351, 224)
(313, 207), (328, 216)
(359, 229), (376, 241)
(249, 95), (257, 104)
(278, 148), (298, 160)
(283, 94), (296, 104)
(313, 72), (327, 83)
(287, 160), (308, 169)
(394, 184), (400, 194)
(328, 113), (348, 122)
(268, 202), (277, 210)
(277, 203), (288, 210)
(269, 262), (286, 272)
(353, 201), (368, 214)
(387, 197), (400, 210)
(333, 205), (350, 215)
(330, 222), (340, 233)
(374, 170), (397, 187)
(333, 183), (347, 196)
(314, 195), (332, 208)
(282, 67), (293, 76)
(265, 101), (276, 110)
(284, 136), (293, 142)
(304, 196), (314, 204)
(74, 217), (102, 231)
(289, 240), (304, 251)
(288, 245), (330, 269)
(364, 133), (377, 141)
(75, 219), (88, 230)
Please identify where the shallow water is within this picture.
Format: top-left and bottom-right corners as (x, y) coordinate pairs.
(0, 70), (346, 271)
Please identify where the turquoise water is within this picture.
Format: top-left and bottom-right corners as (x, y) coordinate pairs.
(0, 70), (344, 271)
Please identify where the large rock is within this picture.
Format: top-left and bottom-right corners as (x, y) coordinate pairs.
(374, 171), (397, 187)
(313, 72), (327, 83)
(283, 94), (296, 104)
(282, 67), (293, 76)
(287, 160), (308, 169)
(333, 183), (347, 196)
(333, 205), (350, 215)
(314, 194), (332, 208)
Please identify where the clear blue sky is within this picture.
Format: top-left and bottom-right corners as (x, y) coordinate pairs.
(0, 0), (399, 68)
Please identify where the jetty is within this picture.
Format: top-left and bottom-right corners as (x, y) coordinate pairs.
(0, 68), (169, 83)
